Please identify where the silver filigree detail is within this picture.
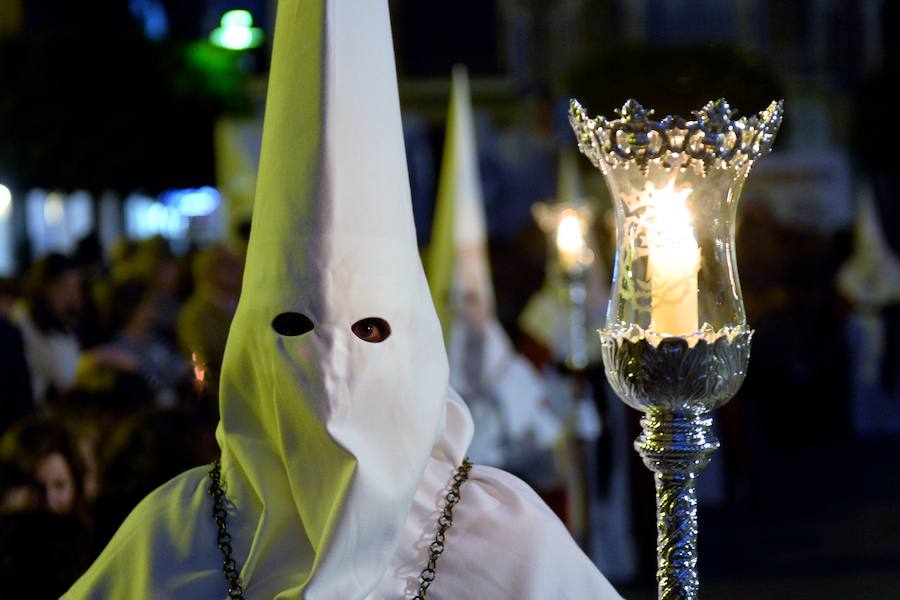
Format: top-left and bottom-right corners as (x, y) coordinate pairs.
(641, 413), (712, 600)
(599, 326), (752, 599)
(569, 98), (783, 175)
(599, 324), (752, 414)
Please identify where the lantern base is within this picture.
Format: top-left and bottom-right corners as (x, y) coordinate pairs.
(637, 411), (718, 600)
(599, 324), (752, 414)
(599, 326), (751, 599)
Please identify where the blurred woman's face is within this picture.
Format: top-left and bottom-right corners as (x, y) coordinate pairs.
(34, 452), (76, 514)
(129, 296), (156, 336)
(47, 270), (83, 326)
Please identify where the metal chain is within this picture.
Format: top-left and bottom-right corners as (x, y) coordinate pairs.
(208, 460), (245, 599)
(208, 457), (473, 600)
(413, 457), (472, 600)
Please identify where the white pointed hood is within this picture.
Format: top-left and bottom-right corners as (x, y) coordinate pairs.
(427, 66), (494, 332)
(837, 180), (900, 307)
(216, 1), (471, 597)
(427, 66), (558, 468)
(556, 147), (584, 205)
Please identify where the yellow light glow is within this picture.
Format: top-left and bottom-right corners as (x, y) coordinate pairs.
(556, 211), (586, 271)
(44, 192), (65, 225)
(0, 184), (11, 219)
(557, 213), (584, 253)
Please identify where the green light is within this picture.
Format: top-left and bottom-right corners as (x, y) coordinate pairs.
(221, 10), (253, 29)
(210, 9), (264, 50)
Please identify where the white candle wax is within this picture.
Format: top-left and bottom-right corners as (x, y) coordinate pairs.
(646, 183), (700, 335)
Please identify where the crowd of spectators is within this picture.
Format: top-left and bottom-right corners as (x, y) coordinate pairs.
(0, 233), (244, 597)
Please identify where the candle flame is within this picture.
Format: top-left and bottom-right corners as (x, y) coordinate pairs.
(556, 210), (591, 272)
(556, 212), (585, 254)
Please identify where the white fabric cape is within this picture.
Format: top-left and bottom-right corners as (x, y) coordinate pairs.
(64, 1), (621, 598)
(64, 392), (620, 599)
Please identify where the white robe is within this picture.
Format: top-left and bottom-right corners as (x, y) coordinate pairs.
(12, 306), (79, 405)
(65, 395), (621, 599)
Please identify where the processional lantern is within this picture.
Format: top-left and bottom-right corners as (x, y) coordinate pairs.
(569, 97), (782, 599)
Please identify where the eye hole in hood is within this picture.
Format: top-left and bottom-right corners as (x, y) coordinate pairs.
(351, 317), (391, 343)
(272, 312), (315, 336)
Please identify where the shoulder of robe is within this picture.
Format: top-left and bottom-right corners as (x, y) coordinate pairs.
(63, 466), (221, 600)
(441, 464), (624, 600)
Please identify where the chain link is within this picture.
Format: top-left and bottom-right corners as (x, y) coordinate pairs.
(209, 460), (245, 599)
(413, 457), (472, 600)
(208, 457), (473, 600)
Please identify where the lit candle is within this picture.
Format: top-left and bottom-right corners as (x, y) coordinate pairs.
(646, 182), (700, 335)
(556, 210), (586, 273)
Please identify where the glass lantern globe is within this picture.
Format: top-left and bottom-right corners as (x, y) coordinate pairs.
(570, 98), (783, 340)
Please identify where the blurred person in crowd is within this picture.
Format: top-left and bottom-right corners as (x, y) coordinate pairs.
(0, 414), (88, 517)
(60, 373), (159, 508)
(91, 407), (217, 549)
(177, 245), (241, 394)
(0, 511), (92, 599)
(98, 277), (189, 406)
(0, 277), (34, 433)
(73, 233), (106, 278)
(108, 238), (137, 268)
(0, 459), (40, 514)
(72, 232), (109, 348)
(128, 236), (186, 343)
(12, 254), (132, 406)
(12, 253), (84, 405)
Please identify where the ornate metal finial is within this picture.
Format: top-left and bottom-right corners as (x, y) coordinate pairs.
(569, 98), (783, 176)
(696, 98), (736, 127)
(617, 99), (653, 122)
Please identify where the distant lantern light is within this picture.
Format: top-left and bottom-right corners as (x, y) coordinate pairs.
(210, 9), (264, 50)
(0, 184), (11, 219)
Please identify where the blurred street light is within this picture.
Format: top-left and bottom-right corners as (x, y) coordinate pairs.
(210, 10), (264, 51)
(0, 184), (11, 219)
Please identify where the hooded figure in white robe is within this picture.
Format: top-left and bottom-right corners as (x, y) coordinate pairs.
(426, 66), (561, 473)
(64, 1), (622, 598)
(520, 148), (608, 367)
(520, 152), (638, 580)
(838, 180), (900, 434)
